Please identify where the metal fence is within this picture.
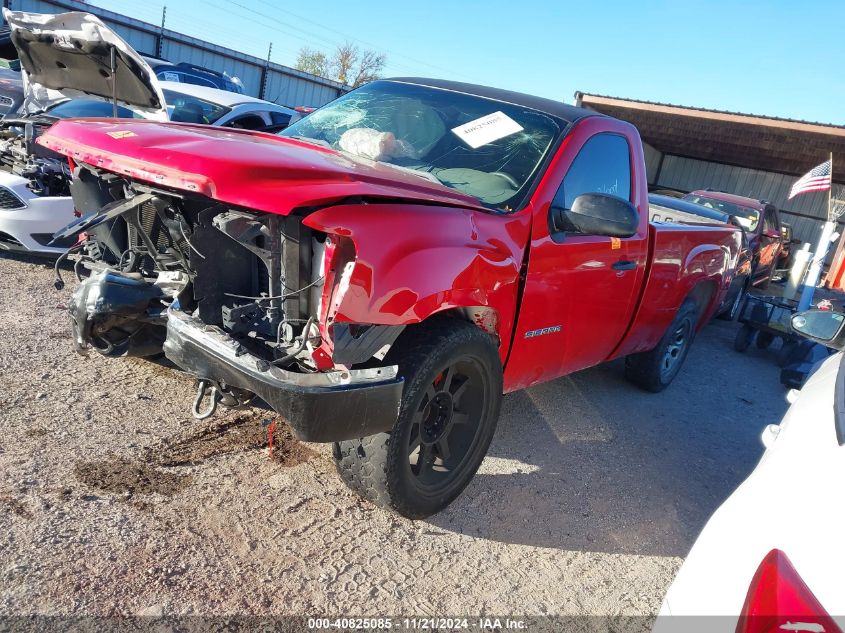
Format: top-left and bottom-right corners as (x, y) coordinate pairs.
(5, 0), (349, 108)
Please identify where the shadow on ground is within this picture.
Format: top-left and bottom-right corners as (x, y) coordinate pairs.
(429, 320), (791, 558)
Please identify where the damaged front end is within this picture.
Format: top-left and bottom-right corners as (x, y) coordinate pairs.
(61, 165), (403, 441)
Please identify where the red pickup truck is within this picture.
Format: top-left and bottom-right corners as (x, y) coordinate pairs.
(42, 78), (741, 517)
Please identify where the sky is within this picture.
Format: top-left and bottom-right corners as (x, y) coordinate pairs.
(88, 0), (845, 125)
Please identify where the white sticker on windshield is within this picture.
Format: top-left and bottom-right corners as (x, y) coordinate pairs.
(451, 111), (524, 149)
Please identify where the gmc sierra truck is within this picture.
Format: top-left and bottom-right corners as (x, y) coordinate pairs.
(40, 77), (742, 518)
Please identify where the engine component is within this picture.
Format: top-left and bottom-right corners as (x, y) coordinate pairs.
(68, 269), (167, 357)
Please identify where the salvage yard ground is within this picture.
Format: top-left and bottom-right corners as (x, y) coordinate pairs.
(0, 253), (789, 619)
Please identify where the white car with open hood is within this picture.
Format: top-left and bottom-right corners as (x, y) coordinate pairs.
(0, 9), (166, 255)
(0, 9), (295, 256)
(655, 308), (845, 633)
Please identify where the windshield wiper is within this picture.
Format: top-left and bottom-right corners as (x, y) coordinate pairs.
(375, 161), (442, 185)
(286, 135), (332, 149)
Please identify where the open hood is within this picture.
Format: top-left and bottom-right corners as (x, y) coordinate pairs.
(3, 9), (167, 120)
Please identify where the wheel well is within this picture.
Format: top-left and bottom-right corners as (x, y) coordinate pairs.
(438, 307), (500, 340)
(393, 307), (501, 350)
(686, 281), (717, 323)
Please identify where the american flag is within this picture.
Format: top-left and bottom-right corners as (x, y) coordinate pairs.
(789, 159), (832, 199)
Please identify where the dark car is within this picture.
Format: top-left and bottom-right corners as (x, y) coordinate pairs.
(142, 56), (244, 94)
(0, 26), (24, 114)
(649, 193), (752, 319)
(684, 190), (783, 287)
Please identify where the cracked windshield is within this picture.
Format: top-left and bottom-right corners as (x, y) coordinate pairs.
(279, 80), (560, 209)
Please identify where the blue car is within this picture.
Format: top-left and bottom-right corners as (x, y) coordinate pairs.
(142, 56), (245, 94)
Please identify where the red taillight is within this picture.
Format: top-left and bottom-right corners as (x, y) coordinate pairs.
(736, 549), (841, 633)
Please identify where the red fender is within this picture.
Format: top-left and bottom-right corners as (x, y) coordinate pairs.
(303, 203), (531, 364)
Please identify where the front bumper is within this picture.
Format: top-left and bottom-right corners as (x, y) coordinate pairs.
(163, 309), (403, 442)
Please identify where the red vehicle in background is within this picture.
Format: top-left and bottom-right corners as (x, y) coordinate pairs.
(684, 190), (784, 286)
(42, 78), (741, 517)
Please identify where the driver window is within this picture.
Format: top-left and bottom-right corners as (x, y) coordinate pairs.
(553, 133), (631, 209)
(225, 114), (266, 130)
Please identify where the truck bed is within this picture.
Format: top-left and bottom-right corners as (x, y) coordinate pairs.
(613, 221), (742, 359)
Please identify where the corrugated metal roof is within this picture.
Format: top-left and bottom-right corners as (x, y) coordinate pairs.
(577, 92), (845, 181)
(575, 92), (845, 131)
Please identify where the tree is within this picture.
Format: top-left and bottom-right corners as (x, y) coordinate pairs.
(295, 47), (329, 78)
(295, 42), (386, 88)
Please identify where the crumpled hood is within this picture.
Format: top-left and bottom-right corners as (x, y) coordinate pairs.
(37, 118), (487, 213)
(3, 9), (166, 120)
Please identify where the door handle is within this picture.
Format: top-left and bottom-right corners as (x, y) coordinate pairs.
(612, 260), (637, 271)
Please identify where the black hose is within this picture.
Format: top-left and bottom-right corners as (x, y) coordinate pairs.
(224, 277), (324, 301)
(53, 244), (83, 290)
(272, 316), (315, 368)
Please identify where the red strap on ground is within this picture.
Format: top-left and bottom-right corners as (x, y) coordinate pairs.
(267, 420), (277, 459)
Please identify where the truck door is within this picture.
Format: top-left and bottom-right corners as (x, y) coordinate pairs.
(504, 127), (649, 390)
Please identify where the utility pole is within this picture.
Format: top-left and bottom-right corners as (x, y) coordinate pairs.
(156, 6), (167, 58)
(259, 42), (272, 100)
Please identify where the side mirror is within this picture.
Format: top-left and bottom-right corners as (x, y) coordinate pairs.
(791, 309), (845, 350)
(550, 193), (639, 238)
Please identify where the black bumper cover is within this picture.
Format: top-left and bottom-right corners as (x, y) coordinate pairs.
(163, 311), (403, 442)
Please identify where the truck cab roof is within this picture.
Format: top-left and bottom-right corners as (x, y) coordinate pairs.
(388, 77), (599, 124)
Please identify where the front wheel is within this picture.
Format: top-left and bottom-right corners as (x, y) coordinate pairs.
(625, 300), (698, 393)
(333, 318), (502, 519)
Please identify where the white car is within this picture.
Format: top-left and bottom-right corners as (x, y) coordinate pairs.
(160, 81), (295, 131)
(656, 308), (845, 633)
(0, 9), (294, 256)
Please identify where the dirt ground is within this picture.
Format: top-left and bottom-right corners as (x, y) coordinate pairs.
(0, 253), (791, 623)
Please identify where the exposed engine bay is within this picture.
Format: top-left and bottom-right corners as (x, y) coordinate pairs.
(0, 116), (71, 196)
(66, 164), (327, 366)
(61, 164), (403, 429)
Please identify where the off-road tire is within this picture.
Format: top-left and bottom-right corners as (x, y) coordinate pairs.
(624, 300), (698, 393)
(333, 318), (502, 519)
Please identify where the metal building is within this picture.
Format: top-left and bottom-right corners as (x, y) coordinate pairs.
(5, 0), (349, 107)
(576, 93), (844, 247)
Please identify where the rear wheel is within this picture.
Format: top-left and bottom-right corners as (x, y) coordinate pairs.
(625, 300), (698, 392)
(333, 318), (502, 519)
